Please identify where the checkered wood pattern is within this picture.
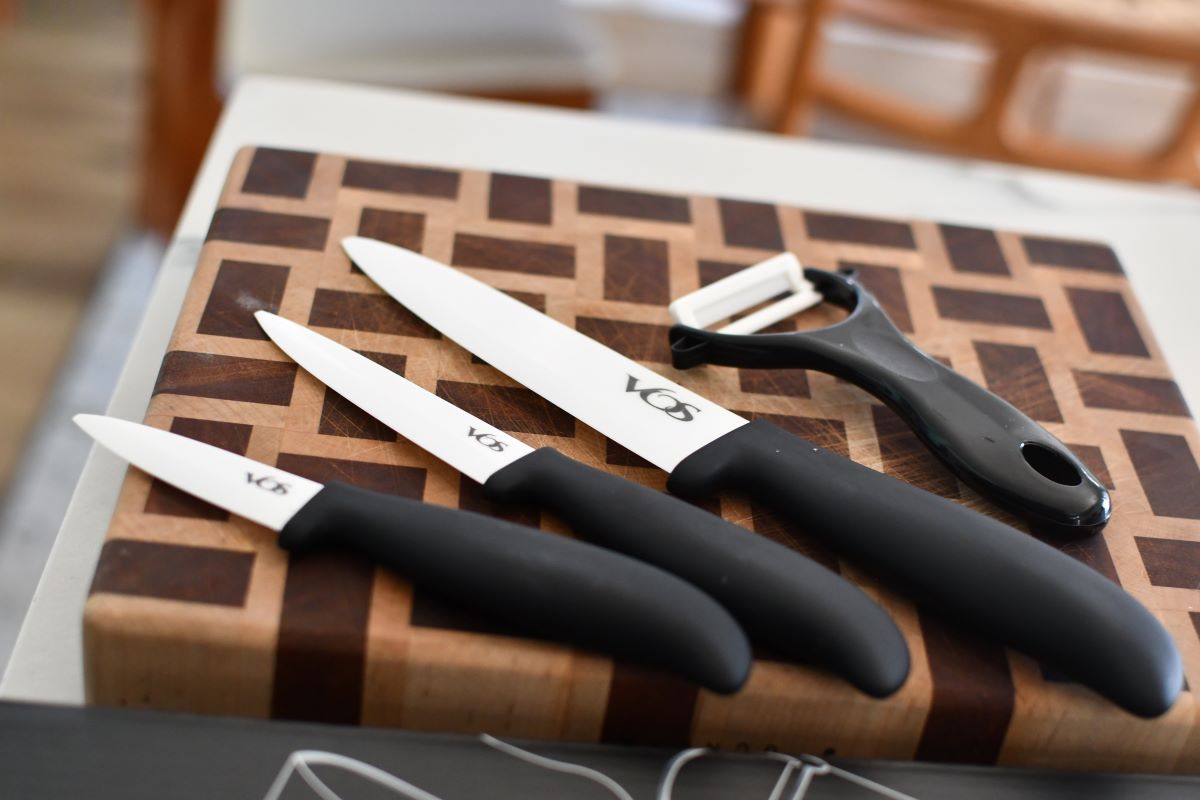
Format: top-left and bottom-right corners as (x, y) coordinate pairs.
(85, 147), (1200, 772)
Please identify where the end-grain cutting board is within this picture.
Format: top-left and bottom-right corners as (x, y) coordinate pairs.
(85, 146), (1200, 773)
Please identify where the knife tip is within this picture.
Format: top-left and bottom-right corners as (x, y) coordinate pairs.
(340, 235), (371, 258)
(73, 413), (104, 437)
(253, 310), (296, 340)
(342, 235), (420, 264)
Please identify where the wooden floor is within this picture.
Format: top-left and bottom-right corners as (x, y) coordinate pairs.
(0, 1), (141, 492)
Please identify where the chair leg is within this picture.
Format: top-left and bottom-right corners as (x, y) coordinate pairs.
(0, 0), (21, 29)
(774, 0), (832, 135)
(137, 0), (224, 236)
(1148, 76), (1200, 184)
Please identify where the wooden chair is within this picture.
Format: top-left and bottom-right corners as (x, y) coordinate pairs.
(735, 0), (1200, 185)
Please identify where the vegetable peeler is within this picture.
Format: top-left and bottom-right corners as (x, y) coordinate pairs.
(667, 253), (1111, 537)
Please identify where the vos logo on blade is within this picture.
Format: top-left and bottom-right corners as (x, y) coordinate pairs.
(468, 427), (508, 452)
(625, 375), (700, 422)
(246, 473), (290, 495)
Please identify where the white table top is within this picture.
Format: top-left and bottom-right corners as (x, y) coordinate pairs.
(5, 75), (1199, 704)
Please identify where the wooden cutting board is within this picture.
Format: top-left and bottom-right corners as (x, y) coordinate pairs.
(85, 146), (1200, 772)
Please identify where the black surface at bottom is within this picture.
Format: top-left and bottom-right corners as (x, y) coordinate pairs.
(1, 701), (1197, 799)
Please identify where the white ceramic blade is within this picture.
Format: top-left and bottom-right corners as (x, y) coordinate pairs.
(255, 311), (534, 484)
(74, 414), (322, 530)
(343, 237), (747, 472)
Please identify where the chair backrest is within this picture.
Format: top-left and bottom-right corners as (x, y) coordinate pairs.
(740, 0), (1200, 185)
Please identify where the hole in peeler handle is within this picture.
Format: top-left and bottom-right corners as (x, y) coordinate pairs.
(1020, 442), (1083, 486)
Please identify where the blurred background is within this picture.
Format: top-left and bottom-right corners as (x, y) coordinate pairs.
(1, 0), (1197, 671)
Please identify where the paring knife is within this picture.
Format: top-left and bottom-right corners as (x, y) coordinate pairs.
(74, 414), (752, 693)
(343, 236), (1184, 718)
(253, 311), (911, 698)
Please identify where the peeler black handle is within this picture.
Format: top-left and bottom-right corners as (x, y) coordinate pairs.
(667, 420), (1182, 718)
(669, 268), (1110, 537)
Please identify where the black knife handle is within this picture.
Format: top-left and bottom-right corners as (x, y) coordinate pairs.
(484, 449), (910, 698)
(279, 481), (751, 694)
(668, 267), (1111, 537)
(666, 420), (1182, 717)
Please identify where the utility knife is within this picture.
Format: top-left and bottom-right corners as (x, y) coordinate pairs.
(74, 414), (752, 693)
(254, 311), (910, 698)
(342, 236), (1184, 718)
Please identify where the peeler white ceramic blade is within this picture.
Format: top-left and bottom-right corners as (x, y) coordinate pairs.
(342, 236), (747, 473)
(667, 252), (822, 335)
(255, 311), (534, 484)
(74, 414), (323, 530)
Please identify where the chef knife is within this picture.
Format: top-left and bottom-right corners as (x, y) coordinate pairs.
(73, 414), (752, 693)
(254, 310), (911, 698)
(342, 236), (1184, 718)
